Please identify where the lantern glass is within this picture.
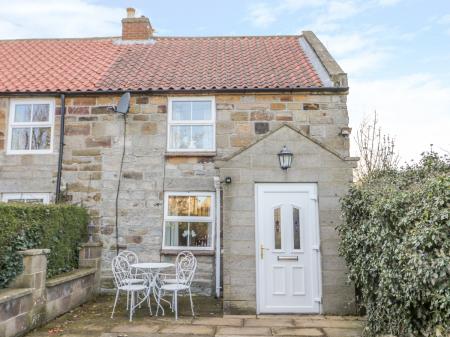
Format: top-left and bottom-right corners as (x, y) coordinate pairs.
(278, 146), (293, 170)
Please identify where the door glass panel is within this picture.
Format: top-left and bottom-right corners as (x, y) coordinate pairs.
(293, 207), (301, 249)
(274, 207), (281, 249)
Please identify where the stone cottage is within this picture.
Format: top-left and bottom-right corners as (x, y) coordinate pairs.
(0, 8), (358, 314)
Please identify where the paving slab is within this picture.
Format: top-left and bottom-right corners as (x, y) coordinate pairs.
(216, 326), (272, 336)
(294, 319), (364, 329)
(110, 323), (160, 333)
(272, 327), (324, 336)
(322, 328), (363, 337)
(244, 318), (295, 327)
(193, 317), (243, 326)
(159, 324), (215, 335)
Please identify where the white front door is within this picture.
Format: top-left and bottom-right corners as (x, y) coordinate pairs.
(256, 183), (321, 313)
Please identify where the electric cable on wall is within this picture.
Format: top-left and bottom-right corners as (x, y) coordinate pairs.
(115, 113), (127, 255)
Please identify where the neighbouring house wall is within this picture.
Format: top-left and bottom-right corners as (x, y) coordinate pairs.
(217, 126), (357, 314)
(0, 245), (102, 337)
(0, 91), (351, 297)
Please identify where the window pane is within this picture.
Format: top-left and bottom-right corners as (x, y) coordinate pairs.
(190, 196), (211, 216)
(192, 125), (213, 150)
(31, 127), (51, 150)
(165, 221), (188, 246)
(190, 222), (211, 247)
(14, 104), (31, 122)
(168, 196), (190, 216)
(172, 101), (191, 120)
(293, 207), (301, 249)
(11, 128), (30, 150)
(169, 125), (190, 149)
(192, 101), (212, 120)
(32, 104), (50, 122)
(274, 207), (281, 249)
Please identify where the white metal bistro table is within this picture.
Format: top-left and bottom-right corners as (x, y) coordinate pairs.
(130, 262), (174, 315)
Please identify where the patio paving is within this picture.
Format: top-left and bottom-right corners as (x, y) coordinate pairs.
(25, 295), (365, 337)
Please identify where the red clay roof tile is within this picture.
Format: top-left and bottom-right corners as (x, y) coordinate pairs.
(0, 36), (326, 93)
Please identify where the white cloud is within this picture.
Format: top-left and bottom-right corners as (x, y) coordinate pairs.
(376, 0), (402, 6)
(246, 3), (278, 28)
(0, 0), (125, 39)
(348, 74), (450, 160)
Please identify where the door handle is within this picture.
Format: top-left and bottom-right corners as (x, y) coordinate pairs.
(260, 244), (269, 259)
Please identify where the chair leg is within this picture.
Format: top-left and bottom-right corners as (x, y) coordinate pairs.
(126, 291), (129, 310)
(111, 289), (120, 319)
(189, 288), (195, 317)
(129, 291), (134, 322)
(174, 290), (178, 320)
(147, 287), (153, 315)
(156, 288), (161, 316)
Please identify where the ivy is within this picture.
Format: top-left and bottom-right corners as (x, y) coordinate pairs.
(0, 203), (88, 288)
(338, 152), (450, 337)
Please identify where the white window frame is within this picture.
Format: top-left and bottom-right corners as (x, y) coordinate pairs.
(167, 96), (216, 152)
(162, 191), (215, 251)
(7, 98), (55, 155)
(1, 193), (51, 204)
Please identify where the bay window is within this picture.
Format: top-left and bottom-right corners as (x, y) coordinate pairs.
(163, 192), (214, 250)
(167, 97), (215, 152)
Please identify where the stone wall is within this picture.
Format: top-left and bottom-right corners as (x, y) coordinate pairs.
(0, 91), (352, 298)
(217, 125), (357, 314)
(0, 244), (102, 337)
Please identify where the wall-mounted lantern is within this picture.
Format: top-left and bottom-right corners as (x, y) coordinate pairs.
(278, 145), (293, 170)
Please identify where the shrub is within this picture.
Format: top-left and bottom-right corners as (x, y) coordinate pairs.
(0, 203), (88, 288)
(339, 152), (450, 336)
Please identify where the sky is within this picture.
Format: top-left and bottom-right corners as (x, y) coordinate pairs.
(0, 0), (449, 161)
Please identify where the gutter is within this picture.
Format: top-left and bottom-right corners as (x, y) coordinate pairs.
(0, 86), (348, 97)
(55, 94), (65, 203)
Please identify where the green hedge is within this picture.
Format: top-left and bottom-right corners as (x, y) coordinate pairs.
(0, 203), (88, 288)
(338, 152), (450, 336)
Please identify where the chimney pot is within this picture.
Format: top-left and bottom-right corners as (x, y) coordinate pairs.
(126, 7), (135, 18)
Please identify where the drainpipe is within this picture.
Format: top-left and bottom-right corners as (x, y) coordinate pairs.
(213, 176), (221, 298)
(55, 94), (66, 203)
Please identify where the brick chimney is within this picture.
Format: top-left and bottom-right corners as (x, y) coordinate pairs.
(121, 8), (153, 40)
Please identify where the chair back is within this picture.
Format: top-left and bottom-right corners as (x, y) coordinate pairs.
(118, 250), (138, 265)
(112, 255), (133, 287)
(175, 251), (197, 286)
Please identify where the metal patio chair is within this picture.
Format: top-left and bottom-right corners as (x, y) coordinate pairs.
(111, 255), (151, 321)
(156, 251), (197, 320)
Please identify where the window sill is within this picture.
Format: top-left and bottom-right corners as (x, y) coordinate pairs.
(160, 249), (215, 256)
(165, 151), (216, 157)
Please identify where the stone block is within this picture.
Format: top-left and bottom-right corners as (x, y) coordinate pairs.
(254, 122), (269, 134)
(303, 103), (320, 110)
(250, 111), (272, 120)
(65, 124), (90, 136)
(271, 103), (286, 110)
(275, 112), (293, 121)
(230, 135), (253, 147)
(85, 136), (111, 148)
(72, 97), (96, 106)
(91, 106), (114, 114)
(68, 106), (89, 115)
(231, 111), (249, 121)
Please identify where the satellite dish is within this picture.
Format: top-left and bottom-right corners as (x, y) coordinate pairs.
(115, 92), (130, 114)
